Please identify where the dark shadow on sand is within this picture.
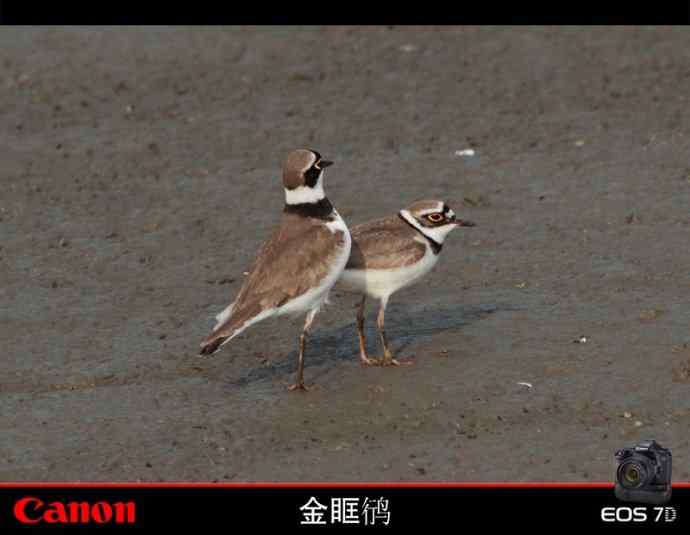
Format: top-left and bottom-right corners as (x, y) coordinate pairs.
(224, 302), (521, 389)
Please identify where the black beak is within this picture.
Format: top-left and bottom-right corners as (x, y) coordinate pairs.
(455, 219), (476, 227)
(319, 160), (334, 168)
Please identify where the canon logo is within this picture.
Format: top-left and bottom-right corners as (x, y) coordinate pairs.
(14, 497), (136, 524)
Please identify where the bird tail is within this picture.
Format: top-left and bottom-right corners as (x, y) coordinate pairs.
(199, 303), (270, 356)
(198, 311), (253, 356)
(199, 301), (241, 356)
(199, 335), (229, 356)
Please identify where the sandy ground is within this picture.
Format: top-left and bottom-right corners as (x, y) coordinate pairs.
(1, 26), (690, 482)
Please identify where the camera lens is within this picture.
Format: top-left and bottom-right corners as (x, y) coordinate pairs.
(618, 460), (648, 489)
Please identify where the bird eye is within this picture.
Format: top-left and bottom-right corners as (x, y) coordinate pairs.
(427, 213), (443, 223)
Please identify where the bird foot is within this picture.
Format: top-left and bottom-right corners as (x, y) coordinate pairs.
(360, 354), (377, 366)
(394, 354), (416, 365)
(361, 354), (415, 367)
(288, 382), (310, 392)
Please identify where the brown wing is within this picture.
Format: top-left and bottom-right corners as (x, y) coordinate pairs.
(203, 212), (346, 344)
(346, 215), (427, 270)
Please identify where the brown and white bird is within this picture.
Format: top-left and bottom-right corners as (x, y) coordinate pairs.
(199, 149), (352, 391)
(338, 200), (475, 366)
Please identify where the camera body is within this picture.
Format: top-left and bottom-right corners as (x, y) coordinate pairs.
(615, 440), (672, 505)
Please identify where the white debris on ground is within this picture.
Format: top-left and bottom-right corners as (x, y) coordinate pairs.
(516, 382), (533, 389)
(455, 148), (476, 157)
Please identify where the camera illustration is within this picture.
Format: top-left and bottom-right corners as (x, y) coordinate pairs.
(614, 440), (672, 505)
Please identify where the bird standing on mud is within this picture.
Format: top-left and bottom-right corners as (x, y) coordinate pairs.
(338, 200), (475, 366)
(199, 149), (352, 391)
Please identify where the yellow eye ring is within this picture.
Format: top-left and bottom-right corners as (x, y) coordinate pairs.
(427, 213), (443, 223)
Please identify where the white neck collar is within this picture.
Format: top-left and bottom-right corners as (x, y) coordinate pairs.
(284, 172), (325, 205)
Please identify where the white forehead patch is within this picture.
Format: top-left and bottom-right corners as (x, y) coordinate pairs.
(447, 209), (455, 218)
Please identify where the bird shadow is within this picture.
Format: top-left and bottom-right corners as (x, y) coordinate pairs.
(223, 301), (521, 390)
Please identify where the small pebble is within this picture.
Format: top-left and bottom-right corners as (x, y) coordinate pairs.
(623, 411), (632, 419)
(639, 309), (662, 322)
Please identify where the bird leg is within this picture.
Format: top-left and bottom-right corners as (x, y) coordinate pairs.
(289, 307), (319, 391)
(376, 297), (401, 367)
(370, 297), (415, 366)
(356, 295), (375, 366)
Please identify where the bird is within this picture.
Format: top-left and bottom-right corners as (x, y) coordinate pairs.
(199, 149), (352, 391)
(337, 199), (475, 366)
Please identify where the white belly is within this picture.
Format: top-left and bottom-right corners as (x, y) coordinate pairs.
(276, 209), (352, 316)
(338, 244), (439, 300)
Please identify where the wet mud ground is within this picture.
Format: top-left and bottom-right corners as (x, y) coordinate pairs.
(1, 27), (690, 481)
